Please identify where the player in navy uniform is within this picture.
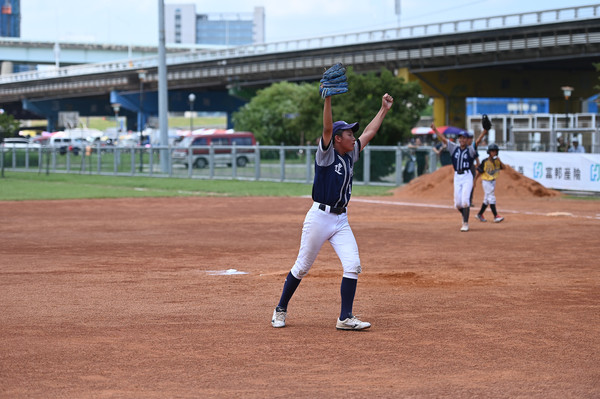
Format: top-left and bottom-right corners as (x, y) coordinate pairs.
(271, 92), (394, 330)
(431, 123), (479, 232)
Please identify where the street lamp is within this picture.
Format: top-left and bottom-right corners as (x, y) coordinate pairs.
(138, 70), (147, 172)
(111, 102), (121, 140)
(561, 86), (574, 128)
(138, 70), (147, 135)
(188, 93), (196, 132)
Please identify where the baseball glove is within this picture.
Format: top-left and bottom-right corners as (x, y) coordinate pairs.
(319, 63), (348, 99)
(482, 114), (492, 130)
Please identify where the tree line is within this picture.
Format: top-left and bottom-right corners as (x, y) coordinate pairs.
(232, 67), (429, 146)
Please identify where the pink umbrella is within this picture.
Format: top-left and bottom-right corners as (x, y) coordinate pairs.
(411, 126), (467, 136)
(410, 127), (432, 135)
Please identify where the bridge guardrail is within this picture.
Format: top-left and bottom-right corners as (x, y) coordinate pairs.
(1, 4), (598, 85)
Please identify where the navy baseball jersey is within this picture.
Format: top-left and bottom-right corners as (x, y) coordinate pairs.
(446, 140), (477, 173)
(312, 138), (362, 208)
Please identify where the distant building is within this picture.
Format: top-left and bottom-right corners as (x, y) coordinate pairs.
(165, 4), (265, 46)
(0, 0), (20, 38)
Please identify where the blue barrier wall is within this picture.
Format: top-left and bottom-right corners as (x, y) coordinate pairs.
(467, 98), (550, 115)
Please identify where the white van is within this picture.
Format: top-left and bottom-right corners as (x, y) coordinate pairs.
(49, 136), (86, 155)
(171, 130), (256, 168)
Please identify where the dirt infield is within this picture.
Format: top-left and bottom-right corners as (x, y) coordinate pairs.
(1, 172), (599, 397)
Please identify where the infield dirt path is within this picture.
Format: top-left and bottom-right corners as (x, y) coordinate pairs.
(1, 172), (599, 397)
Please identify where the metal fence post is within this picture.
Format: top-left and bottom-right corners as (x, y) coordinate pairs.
(149, 148), (154, 177)
(97, 143), (101, 173)
(363, 146), (371, 184)
(187, 146), (193, 178)
(113, 147), (118, 175)
(209, 144), (215, 179)
(254, 145), (261, 181)
(66, 149), (71, 173)
(80, 148), (86, 173)
(38, 146), (43, 174)
(429, 148), (436, 174)
(395, 145), (403, 186)
(305, 146), (312, 183)
(279, 145), (285, 182)
(168, 145), (173, 178)
(231, 143), (237, 179)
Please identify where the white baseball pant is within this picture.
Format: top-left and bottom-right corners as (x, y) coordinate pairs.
(454, 171), (473, 209)
(481, 179), (497, 205)
(290, 202), (361, 280)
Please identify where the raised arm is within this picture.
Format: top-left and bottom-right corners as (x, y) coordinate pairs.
(358, 93), (394, 151)
(475, 129), (487, 147)
(322, 96), (333, 148)
(431, 122), (448, 146)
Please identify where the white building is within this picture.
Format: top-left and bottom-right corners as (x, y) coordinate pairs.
(165, 4), (265, 46)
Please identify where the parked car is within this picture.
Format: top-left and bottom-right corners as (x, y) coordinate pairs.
(1, 137), (42, 152)
(171, 130), (256, 168)
(48, 136), (86, 155)
(31, 136), (50, 146)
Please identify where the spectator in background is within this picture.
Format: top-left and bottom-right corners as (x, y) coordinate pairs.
(408, 137), (428, 175)
(433, 138), (452, 166)
(557, 136), (568, 152)
(568, 137), (585, 153)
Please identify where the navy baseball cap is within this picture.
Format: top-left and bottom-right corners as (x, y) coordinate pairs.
(333, 121), (359, 136)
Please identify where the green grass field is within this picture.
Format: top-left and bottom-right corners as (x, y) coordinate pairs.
(0, 172), (394, 201)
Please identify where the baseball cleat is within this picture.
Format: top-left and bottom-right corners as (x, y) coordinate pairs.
(476, 214), (487, 222)
(460, 223), (469, 232)
(336, 315), (371, 330)
(271, 307), (287, 328)
(494, 215), (504, 223)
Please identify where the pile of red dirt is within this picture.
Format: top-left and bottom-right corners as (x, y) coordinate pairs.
(393, 165), (561, 200)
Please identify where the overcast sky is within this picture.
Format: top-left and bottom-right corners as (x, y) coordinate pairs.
(19, 0), (597, 45)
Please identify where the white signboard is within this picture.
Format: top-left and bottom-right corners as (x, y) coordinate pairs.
(479, 150), (600, 192)
(58, 111), (79, 129)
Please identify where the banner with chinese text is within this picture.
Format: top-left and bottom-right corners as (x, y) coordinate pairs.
(477, 151), (600, 192)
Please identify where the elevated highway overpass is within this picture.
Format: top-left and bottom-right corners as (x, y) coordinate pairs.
(0, 39), (210, 69)
(1, 4), (599, 130)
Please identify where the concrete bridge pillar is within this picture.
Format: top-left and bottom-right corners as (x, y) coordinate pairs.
(398, 68), (467, 128)
(1, 61), (13, 75)
(433, 97), (446, 127)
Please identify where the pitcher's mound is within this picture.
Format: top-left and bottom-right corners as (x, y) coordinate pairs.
(393, 165), (561, 200)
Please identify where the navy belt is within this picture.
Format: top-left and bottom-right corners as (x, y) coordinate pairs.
(456, 170), (470, 175)
(319, 203), (346, 214)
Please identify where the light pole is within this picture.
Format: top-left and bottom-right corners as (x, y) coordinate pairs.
(138, 70), (147, 172)
(111, 102), (121, 140)
(561, 86), (574, 128)
(188, 93), (196, 132)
